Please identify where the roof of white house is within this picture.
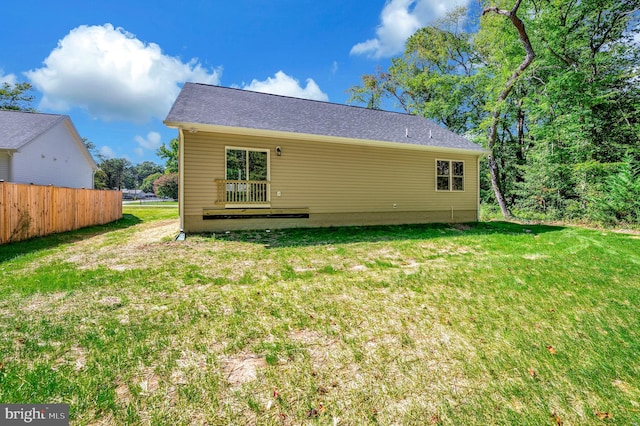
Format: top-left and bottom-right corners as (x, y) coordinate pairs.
(0, 110), (69, 150)
(165, 83), (485, 154)
(0, 110), (97, 169)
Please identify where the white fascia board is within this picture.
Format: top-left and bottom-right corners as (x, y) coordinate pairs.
(163, 121), (487, 157)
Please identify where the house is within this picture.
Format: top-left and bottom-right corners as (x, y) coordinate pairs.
(0, 110), (97, 188)
(122, 189), (155, 200)
(164, 83), (485, 233)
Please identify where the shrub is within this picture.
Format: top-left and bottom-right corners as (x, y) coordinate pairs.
(590, 161), (640, 225)
(141, 172), (162, 194)
(153, 173), (178, 200)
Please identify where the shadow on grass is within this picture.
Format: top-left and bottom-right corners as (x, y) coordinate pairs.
(204, 221), (565, 248)
(0, 214), (142, 263)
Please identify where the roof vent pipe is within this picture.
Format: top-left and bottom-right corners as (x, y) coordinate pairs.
(405, 128), (409, 138)
(429, 129), (432, 139)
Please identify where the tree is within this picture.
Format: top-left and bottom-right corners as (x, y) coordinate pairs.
(347, 7), (486, 134)
(98, 158), (132, 190)
(93, 169), (109, 190)
(157, 138), (179, 173)
(141, 172), (162, 194)
(0, 82), (36, 111)
(348, 5), (525, 215)
(82, 137), (102, 160)
(481, 0), (535, 219)
(153, 173), (178, 199)
(346, 73), (386, 110)
(135, 161), (164, 180)
(517, 0), (640, 218)
(126, 161), (164, 192)
(591, 160), (640, 224)
(350, 0), (640, 224)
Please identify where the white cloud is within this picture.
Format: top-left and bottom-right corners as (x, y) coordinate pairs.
(25, 24), (221, 123)
(351, 0), (470, 58)
(242, 71), (329, 101)
(134, 131), (162, 152)
(1, 70), (17, 85)
(331, 61), (339, 75)
(99, 146), (117, 159)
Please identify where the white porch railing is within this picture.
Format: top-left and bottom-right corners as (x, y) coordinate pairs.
(215, 179), (270, 205)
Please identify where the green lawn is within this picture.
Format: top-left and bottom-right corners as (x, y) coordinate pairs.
(1, 206), (639, 425)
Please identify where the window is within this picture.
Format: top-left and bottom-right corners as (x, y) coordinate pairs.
(226, 148), (268, 181)
(436, 160), (464, 191)
(222, 147), (270, 205)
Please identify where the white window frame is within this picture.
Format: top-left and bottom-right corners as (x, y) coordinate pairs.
(224, 146), (271, 208)
(225, 146), (270, 182)
(436, 159), (465, 192)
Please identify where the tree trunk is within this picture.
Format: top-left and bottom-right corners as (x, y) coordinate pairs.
(483, 0), (535, 219)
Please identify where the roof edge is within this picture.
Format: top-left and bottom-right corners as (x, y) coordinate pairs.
(11, 114), (67, 151)
(61, 118), (98, 170)
(164, 121), (486, 156)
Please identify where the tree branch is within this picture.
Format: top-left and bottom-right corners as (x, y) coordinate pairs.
(482, 0), (536, 219)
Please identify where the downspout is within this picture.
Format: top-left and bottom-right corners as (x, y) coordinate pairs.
(477, 156), (481, 222)
(7, 150), (14, 183)
(178, 127), (185, 233)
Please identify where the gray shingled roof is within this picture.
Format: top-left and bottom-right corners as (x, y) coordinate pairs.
(0, 110), (67, 150)
(165, 83), (485, 154)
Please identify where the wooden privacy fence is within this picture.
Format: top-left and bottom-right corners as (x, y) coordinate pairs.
(0, 181), (122, 244)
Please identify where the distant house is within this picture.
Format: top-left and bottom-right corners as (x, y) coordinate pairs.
(122, 189), (155, 200)
(0, 110), (97, 188)
(164, 83), (485, 233)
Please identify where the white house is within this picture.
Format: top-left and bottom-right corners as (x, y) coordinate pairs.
(0, 110), (97, 188)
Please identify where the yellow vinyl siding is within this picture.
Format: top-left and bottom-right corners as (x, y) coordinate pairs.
(182, 131), (480, 231)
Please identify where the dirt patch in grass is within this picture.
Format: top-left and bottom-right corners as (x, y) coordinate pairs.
(348, 264), (368, 272)
(220, 352), (268, 386)
(522, 253), (550, 260)
(138, 366), (161, 395)
(61, 219), (179, 271)
(171, 350), (209, 385)
(99, 296), (122, 307)
(21, 292), (68, 313)
(115, 380), (132, 404)
(70, 345), (88, 371)
(288, 329), (341, 370)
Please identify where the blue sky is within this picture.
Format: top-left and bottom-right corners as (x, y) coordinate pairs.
(2, 0), (471, 165)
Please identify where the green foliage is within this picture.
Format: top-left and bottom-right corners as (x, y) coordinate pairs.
(125, 161), (164, 191)
(153, 173), (178, 199)
(348, 7), (487, 134)
(96, 158), (163, 191)
(510, 0), (640, 223)
(82, 138), (97, 158)
(351, 1), (640, 225)
(98, 158), (132, 190)
(590, 161), (640, 224)
(0, 82), (36, 111)
(141, 172), (162, 194)
(93, 169), (109, 190)
(346, 74), (385, 110)
(135, 161), (164, 181)
(157, 138), (179, 174)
